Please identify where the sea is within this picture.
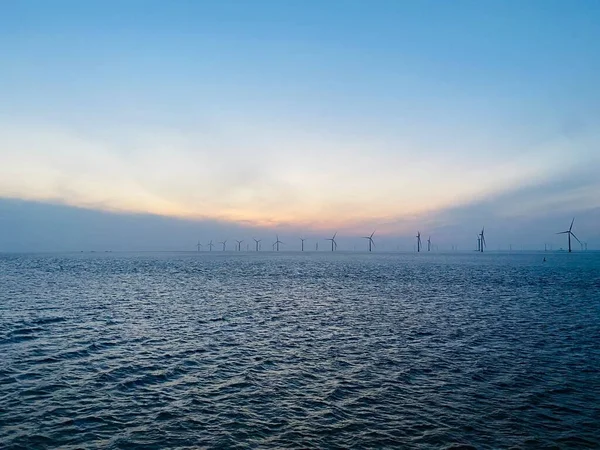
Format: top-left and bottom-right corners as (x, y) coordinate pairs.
(1, 251), (599, 449)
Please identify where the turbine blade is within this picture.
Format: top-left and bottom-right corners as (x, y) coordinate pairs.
(571, 232), (582, 244)
(570, 217), (575, 231)
(556, 231), (569, 234)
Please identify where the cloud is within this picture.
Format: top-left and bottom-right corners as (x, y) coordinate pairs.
(1, 188), (598, 252)
(1, 115), (599, 234)
(412, 167), (600, 249)
(0, 198), (262, 252)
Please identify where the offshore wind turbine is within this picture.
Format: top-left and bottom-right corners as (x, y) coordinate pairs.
(300, 237), (306, 252)
(207, 240), (214, 251)
(235, 240), (243, 251)
(556, 218), (581, 253)
(196, 241), (202, 252)
(416, 231), (422, 252)
(479, 227), (486, 252)
(273, 235), (283, 252)
(362, 231), (375, 252)
(219, 240), (227, 251)
(326, 232), (337, 252)
(253, 238), (261, 251)
(427, 236), (431, 252)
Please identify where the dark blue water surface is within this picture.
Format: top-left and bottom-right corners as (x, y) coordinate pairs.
(1, 252), (599, 449)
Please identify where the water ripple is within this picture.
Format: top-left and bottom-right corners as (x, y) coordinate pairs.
(0, 252), (599, 448)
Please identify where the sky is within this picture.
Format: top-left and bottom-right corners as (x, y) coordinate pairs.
(1, 0), (599, 251)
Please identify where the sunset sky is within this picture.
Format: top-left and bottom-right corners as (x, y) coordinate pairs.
(1, 1), (599, 250)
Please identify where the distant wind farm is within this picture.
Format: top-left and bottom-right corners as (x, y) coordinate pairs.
(190, 218), (591, 254)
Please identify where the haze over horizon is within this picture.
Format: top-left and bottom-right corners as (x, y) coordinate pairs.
(1, 1), (599, 251)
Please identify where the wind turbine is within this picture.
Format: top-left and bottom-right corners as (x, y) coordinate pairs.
(207, 240), (214, 251)
(196, 241), (202, 252)
(362, 231), (375, 252)
(300, 237), (306, 252)
(557, 218), (581, 253)
(235, 240), (243, 251)
(273, 235), (283, 252)
(253, 238), (261, 252)
(219, 240), (227, 251)
(326, 232), (337, 252)
(416, 231), (422, 252)
(427, 236), (431, 252)
(479, 227), (486, 252)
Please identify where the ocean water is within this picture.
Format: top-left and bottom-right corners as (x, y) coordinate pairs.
(1, 251), (599, 449)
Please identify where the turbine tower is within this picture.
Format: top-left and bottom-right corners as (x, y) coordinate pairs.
(479, 227), (486, 252)
(253, 238), (261, 252)
(196, 241), (202, 252)
(557, 218), (581, 253)
(362, 231), (375, 252)
(326, 232), (337, 252)
(300, 237), (306, 252)
(207, 240), (214, 251)
(416, 231), (422, 252)
(427, 236), (431, 252)
(235, 240), (243, 251)
(219, 240), (227, 251)
(273, 235), (283, 252)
